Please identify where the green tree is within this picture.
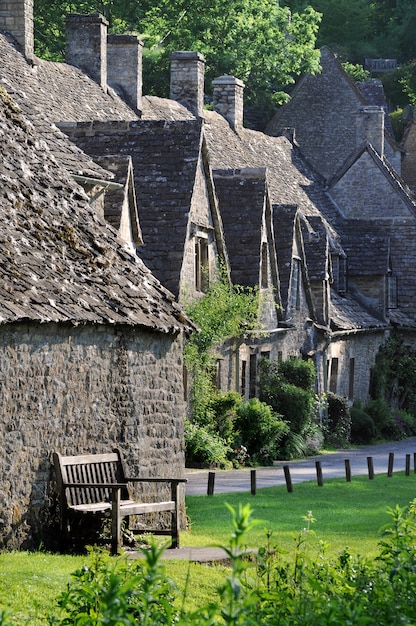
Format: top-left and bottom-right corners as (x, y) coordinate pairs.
(34, 0), (321, 111)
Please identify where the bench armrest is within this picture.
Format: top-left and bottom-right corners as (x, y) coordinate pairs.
(124, 478), (187, 484)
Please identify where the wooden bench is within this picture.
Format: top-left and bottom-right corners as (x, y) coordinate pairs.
(53, 449), (187, 555)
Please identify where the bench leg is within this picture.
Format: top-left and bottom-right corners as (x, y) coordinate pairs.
(111, 487), (121, 555)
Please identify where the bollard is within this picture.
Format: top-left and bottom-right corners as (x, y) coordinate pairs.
(414, 452), (416, 474)
(406, 454), (411, 476)
(207, 471), (215, 496)
(315, 460), (323, 486)
(367, 456), (374, 480)
(345, 459), (352, 482)
(251, 469), (256, 495)
(387, 452), (394, 477)
(283, 465), (293, 493)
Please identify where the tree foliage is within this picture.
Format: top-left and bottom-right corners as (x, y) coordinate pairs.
(34, 0), (321, 109)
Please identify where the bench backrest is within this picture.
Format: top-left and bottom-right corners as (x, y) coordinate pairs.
(53, 451), (129, 507)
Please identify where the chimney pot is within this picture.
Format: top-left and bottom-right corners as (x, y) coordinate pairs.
(212, 75), (244, 129)
(66, 13), (108, 90)
(107, 34), (143, 113)
(170, 51), (205, 116)
(0, 0), (34, 61)
(356, 105), (385, 158)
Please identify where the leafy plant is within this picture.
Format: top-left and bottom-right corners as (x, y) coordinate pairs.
(323, 392), (351, 447)
(234, 398), (288, 464)
(184, 418), (231, 468)
(350, 403), (375, 444)
(184, 273), (259, 424)
(49, 543), (178, 625)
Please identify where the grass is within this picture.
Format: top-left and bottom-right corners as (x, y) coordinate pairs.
(183, 471), (416, 557)
(1, 472), (416, 623)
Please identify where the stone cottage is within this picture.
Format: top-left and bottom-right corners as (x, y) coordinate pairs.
(0, 4), (193, 550)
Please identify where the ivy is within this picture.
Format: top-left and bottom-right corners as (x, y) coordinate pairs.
(184, 274), (259, 422)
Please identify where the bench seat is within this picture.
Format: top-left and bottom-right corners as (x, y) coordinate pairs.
(53, 450), (186, 554)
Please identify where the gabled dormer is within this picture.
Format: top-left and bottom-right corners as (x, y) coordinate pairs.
(273, 205), (315, 326)
(328, 143), (416, 221)
(213, 167), (281, 329)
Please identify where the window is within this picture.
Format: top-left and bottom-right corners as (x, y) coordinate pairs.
(338, 256), (347, 294)
(241, 360), (247, 398)
(348, 358), (355, 400)
(261, 242), (268, 289)
(329, 358), (338, 394)
(195, 237), (209, 292)
(289, 258), (301, 309)
(249, 354), (257, 398)
(386, 274), (397, 309)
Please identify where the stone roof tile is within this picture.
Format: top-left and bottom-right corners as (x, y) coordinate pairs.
(0, 85), (192, 333)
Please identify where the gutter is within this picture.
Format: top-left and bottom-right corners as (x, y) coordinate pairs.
(72, 174), (124, 190)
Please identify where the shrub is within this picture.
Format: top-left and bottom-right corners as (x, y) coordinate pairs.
(277, 357), (316, 391)
(324, 393), (351, 447)
(184, 419), (231, 468)
(234, 398), (289, 464)
(259, 358), (315, 433)
(350, 404), (376, 444)
(206, 391), (242, 443)
(302, 421), (324, 455)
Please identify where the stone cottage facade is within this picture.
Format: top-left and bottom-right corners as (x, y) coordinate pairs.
(3, 1), (416, 549)
(0, 6), (193, 550)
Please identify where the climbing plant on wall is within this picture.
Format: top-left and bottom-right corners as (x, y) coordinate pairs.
(183, 273), (259, 423)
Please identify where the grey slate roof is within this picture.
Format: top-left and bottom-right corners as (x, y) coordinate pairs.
(62, 119), (204, 297)
(0, 85), (190, 333)
(330, 290), (386, 331)
(212, 169), (268, 288)
(0, 32), (136, 179)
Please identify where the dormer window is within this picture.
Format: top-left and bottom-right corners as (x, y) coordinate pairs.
(195, 236), (209, 292)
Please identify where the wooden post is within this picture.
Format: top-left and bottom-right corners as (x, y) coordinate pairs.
(367, 456), (374, 480)
(283, 465), (293, 493)
(345, 459), (351, 482)
(387, 452), (394, 477)
(414, 452), (416, 473)
(250, 469), (256, 495)
(406, 454), (411, 476)
(111, 486), (121, 556)
(315, 460), (323, 486)
(207, 471), (215, 496)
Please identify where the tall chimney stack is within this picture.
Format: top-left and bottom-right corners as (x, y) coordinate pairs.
(0, 0), (34, 61)
(170, 51), (205, 117)
(212, 75), (244, 129)
(107, 34), (143, 112)
(356, 105), (385, 159)
(66, 13), (108, 90)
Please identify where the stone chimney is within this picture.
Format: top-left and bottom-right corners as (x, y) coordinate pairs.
(107, 34), (143, 112)
(212, 75), (244, 130)
(66, 13), (108, 90)
(170, 51), (205, 116)
(356, 105), (385, 159)
(0, 0), (34, 61)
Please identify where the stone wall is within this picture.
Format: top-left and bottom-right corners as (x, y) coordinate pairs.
(0, 321), (186, 550)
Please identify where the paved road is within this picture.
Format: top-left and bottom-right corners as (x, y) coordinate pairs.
(185, 437), (416, 495)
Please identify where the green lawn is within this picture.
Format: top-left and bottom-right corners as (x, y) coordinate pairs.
(1, 472), (416, 624)
(183, 472), (416, 557)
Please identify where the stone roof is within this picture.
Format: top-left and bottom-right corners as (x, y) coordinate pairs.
(0, 85), (191, 333)
(266, 47), (400, 182)
(212, 169), (268, 288)
(0, 32), (136, 179)
(330, 290), (387, 331)
(61, 119), (204, 297)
